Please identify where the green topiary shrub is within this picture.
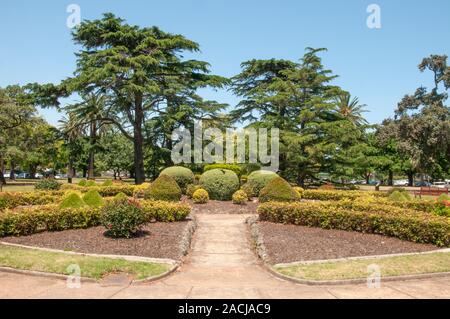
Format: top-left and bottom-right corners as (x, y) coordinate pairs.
(82, 190), (104, 208)
(192, 189), (209, 204)
(199, 169), (240, 201)
(247, 170), (279, 196)
(259, 177), (301, 203)
(186, 184), (202, 199)
(240, 183), (254, 199)
(114, 192), (128, 201)
(145, 175), (182, 202)
(204, 164), (242, 176)
(59, 192), (86, 209)
(34, 179), (61, 191)
(389, 190), (411, 202)
(101, 198), (145, 238)
(160, 166), (195, 193)
(85, 180), (96, 187)
(78, 180), (87, 186)
(102, 180), (113, 186)
(232, 190), (248, 205)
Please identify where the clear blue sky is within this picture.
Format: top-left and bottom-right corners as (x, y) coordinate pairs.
(1, 0), (449, 126)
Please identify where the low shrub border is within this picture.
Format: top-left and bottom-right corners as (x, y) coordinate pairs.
(257, 201), (450, 247)
(302, 189), (386, 201)
(0, 200), (191, 237)
(0, 191), (64, 210)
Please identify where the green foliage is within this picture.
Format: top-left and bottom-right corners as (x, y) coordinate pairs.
(140, 200), (191, 222)
(114, 192), (128, 201)
(247, 170), (279, 196)
(82, 190), (104, 208)
(437, 194), (450, 202)
(258, 201), (450, 247)
(59, 192), (86, 209)
(78, 180), (87, 186)
(204, 164), (242, 176)
(145, 175), (182, 202)
(102, 180), (113, 186)
(293, 187), (304, 198)
(302, 189), (386, 201)
(389, 190), (411, 202)
(199, 169), (240, 201)
(160, 166), (194, 193)
(232, 190), (248, 205)
(387, 188), (408, 196)
(0, 191), (63, 210)
(192, 189), (209, 204)
(259, 177), (300, 203)
(34, 179), (61, 191)
(186, 184), (202, 199)
(240, 183), (254, 199)
(101, 198), (145, 238)
(85, 180), (96, 187)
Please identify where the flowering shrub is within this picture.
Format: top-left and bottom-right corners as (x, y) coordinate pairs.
(101, 198), (145, 238)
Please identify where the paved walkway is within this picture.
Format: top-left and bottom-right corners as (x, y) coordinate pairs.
(1, 214), (450, 299)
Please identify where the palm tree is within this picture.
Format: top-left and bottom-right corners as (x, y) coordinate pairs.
(334, 92), (369, 126)
(64, 93), (112, 180)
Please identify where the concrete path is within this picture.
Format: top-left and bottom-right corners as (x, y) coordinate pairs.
(1, 214), (450, 299)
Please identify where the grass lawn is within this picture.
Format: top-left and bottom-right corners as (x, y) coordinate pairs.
(0, 244), (170, 280)
(274, 252), (450, 281)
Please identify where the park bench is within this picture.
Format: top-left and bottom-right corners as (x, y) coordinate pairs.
(414, 187), (449, 198)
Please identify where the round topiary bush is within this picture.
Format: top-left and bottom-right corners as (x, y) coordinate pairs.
(240, 183), (254, 199)
(101, 198), (145, 238)
(204, 164), (242, 176)
(102, 180), (113, 186)
(199, 169), (240, 201)
(114, 192), (128, 201)
(232, 190), (248, 205)
(145, 175), (182, 202)
(259, 177), (301, 203)
(78, 180), (87, 186)
(59, 192), (86, 209)
(192, 189), (209, 204)
(82, 190), (104, 208)
(186, 184), (202, 199)
(247, 170), (279, 196)
(388, 190), (411, 202)
(160, 166), (194, 193)
(34, 179), (61, 191)
(85, 180), (96, 187)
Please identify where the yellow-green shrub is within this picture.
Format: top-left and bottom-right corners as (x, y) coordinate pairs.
(82, 190), (105, 208)
(0, 191), (64, 210)
(302, 189), (386, 201)
(140, 200), (191, 222)
(257, 201), (450, 247)
(232, 190), (248, 205)
(160, 166), (195, 193)
(247, 170), (279, 196)
(259, 177), (300, 203)
(145, 175), (182, 202)
(193, 189), (209, 204)
(186, 184), (202, 199)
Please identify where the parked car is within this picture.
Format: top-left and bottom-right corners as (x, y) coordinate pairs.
(394, 179), (409, 186)
(415, 181), (432, 187)
(16, 172), (30, 179)
(433, 182), (448, 189)
(35, 173), (43, 179)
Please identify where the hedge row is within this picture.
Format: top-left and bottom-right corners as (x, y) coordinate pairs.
(0, 200), (191, 237)
(61, 184), (136, 196)
(302, 190), (387, 201)
(0, 191), (64, 210)
(257, 201), (450, 247)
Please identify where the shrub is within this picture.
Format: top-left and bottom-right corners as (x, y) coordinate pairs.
(204, 164), (242, 176)
(186, 184), (202, 199)
(387, 187), (408, 196)
(101, 198), (145, 238)
(199, 169), (240, 201)
(240, 183), (254, 199)
(232, 190), (248, 205)
(319, 183), (335, 190)
(160, 166), (195, 193)
(389, 190), (411, 202)
(35, 179), (61, 191)
(247, 170), (279, 196)
(85, 180), (96, 187)
(257, 201), (450, 247)
(59, 192), (86, 209)
(293, 187), (304, 198)
(0, 191), (63, 210)
(82, 190), (104, 208)
(114, 192), (128, 201)
(140, 200), (191, 222)
(102, 180), (113, 187)
(78, 180), (87, 186)
(193, 189), (209, 204)
(133, 183), (151, 198)
(302, 189), (386, 201)
(145, 175), (182, 202)
(259, 177), (300, 203)
(437, 194), (450, 203)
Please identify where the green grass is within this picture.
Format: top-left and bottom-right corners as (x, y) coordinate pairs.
(274, 252), (450, 281)
(0, 244), (171, 280)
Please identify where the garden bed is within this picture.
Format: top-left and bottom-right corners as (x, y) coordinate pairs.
(189, 199), (258, 214)
(2, 220), (194, 261)
(254, 221), (439, 264)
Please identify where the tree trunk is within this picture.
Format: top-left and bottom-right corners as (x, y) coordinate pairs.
(9, 161), (15, 180)
(297, 172), (306, 187)
(29, 165), (37, 179)
(82, 169), (87, 178)
(388, 170), (394, 186)
(365, 173), (370, 185)
(0, 155), (6, 185)
(133, 96), (145, 185)
(87, 122), (96, 180)
(407, 171), (414, 187)
(67, 158), (74, 184)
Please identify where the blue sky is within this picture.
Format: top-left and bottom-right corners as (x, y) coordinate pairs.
(1, 0), (449, 126)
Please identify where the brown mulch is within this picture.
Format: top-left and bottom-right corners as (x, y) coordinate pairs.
(2, 221), (191, 260)
(189, 199), (258, 214)
(257, 222), (440, 264)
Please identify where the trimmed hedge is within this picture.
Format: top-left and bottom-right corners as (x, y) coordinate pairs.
(302, 189), (386, 201)
(259, 177), (300, 203)
(0, 191), (64, 210)
(247, 170), (279, 196)
(61, 184), (136, 196)
(258, 201), (450, 247)
(34, 179), (61, 191)
(144, 175), (182, 202)
(0, 200), (191, 237)
(199, 169), (240, 201)
(160, 166), (195, 193)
